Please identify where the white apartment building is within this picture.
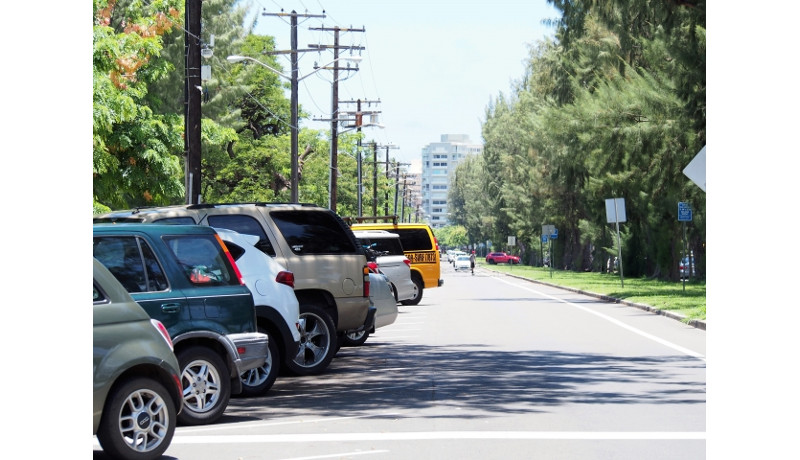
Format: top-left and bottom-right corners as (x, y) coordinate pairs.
(420, 134), (483, 228)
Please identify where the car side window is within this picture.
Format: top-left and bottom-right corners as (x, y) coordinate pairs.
(93, 236), (148, 292)
(140, 241), (168, 291)
(153, 216), (197, 225)
(94, 236), (168, 293)
(207, 214), (277, 257)
(162, 234), (239, 286)
(271, 210), (356, 255)
(396, 229), (432, 251)
(93, 282), (108, 304)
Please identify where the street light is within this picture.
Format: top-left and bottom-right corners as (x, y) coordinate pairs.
(227, 54), (362, 202)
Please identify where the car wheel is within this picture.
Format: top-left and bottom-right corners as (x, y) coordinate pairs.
(342, 329), (370, 347)
(96, 376), (176, 460)
(400, 275), (424, 305)
(239, 329), (279, 397)
(286, 304), (336, 376)
(176, 346), (231, 426)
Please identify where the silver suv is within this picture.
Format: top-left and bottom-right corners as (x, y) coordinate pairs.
(95, 203), (371, 376)
(353, 230), (417, 304)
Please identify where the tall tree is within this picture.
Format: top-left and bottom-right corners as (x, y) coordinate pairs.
(93, 0), (186, 211)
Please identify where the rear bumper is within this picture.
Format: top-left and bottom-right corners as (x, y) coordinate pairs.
(346, 306), (376, 334)
(228, 332), (269, 373)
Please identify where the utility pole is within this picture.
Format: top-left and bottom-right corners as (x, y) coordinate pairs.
(339, 99), (381, 216)
(308, 27), (364, 211)
(262, 10), (326, 202)
(383, 145), (399, 215)
(393, 161), (410, 216)
(372, 142), (378, 217)
(184, 0), (202, 204)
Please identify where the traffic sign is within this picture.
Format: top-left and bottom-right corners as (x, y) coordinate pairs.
(541, 235), (548, 243)
(678, 202), (692, 222)
(550, 228), (558, 239)
(683, 146), (706, 192)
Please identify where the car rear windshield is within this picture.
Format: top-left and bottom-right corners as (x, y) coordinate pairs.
(206, 214), (277, 256)
(358, 237), (404, 256)
(271, 210), (357, 255)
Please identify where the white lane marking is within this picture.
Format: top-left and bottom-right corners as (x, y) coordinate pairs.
(171, 431), (705, 444)
(281, 450), (390, 460)
(177, 413), (400, 433)
(495, 276), (706, 361)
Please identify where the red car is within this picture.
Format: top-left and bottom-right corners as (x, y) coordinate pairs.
(485, 252), (520, 264)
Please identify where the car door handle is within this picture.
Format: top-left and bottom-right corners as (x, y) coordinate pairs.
(160, 303), (181, 313)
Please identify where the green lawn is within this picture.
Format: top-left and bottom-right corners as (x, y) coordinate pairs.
(479, 262), (706, 322)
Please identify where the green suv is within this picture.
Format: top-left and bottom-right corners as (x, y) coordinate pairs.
(95, 203), (372, 376)
(93, 258), (182, 459)
(93, 223), (269, 425)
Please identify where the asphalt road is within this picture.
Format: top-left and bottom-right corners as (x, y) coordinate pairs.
(94, 265), (706, 459)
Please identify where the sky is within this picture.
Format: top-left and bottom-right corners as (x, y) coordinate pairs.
(248, 0), (561, 171)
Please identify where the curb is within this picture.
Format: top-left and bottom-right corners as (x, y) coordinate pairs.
(490, 269), (706, 331)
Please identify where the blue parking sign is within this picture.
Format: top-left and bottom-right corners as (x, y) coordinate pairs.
(678, 202), (692, 222)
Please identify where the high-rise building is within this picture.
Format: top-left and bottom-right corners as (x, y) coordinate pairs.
(420, 134), (483, 228)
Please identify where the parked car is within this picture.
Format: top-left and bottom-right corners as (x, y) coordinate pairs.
(454, 254), (472, 271)
(95, 203), (371, 376)
(485, 252), (520, 264)
(93, 223), (269, 425)
(215, 228), (301, 397)
(349, 222), (443, 305)
(94, 258), (183, 459)
(679, 256), (695, 279)
(342, 271), (398, 347)
(353, 230), (418, 303)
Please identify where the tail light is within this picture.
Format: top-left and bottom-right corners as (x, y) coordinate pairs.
(215, 234), (245, 285)
(276, 270), (295, 288)
(403, 257), (411, 267)
(367, 261), (379, 273)
(151, 319), (174, 351)
(363, 265), (370, 297)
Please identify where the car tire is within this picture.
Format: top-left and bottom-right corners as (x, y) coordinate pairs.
(96, 376), (177, 460)
(239, 328), (279, 397)
(286, 304), (336, 376)
(401, 274), (424, 305)
(176, 346), (231, 426)
(342, 329), (370, 347)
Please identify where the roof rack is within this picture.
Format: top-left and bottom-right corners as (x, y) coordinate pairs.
(184, 202), (319, 209)
(342, 215), (399, 225)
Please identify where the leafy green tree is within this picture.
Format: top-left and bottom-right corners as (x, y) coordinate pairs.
(93, 0), (186, 211)
(472, 1), (705, 279)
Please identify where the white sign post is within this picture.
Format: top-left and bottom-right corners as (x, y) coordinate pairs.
(605, 198), (626, 288)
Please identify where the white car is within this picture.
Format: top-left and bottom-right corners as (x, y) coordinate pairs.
(342, 271), (398, 346)
(454, 254), (472, 271)
(214, 228), (301, 396)
(449, 250), (466, 265)
(353, 230), (417, 303)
